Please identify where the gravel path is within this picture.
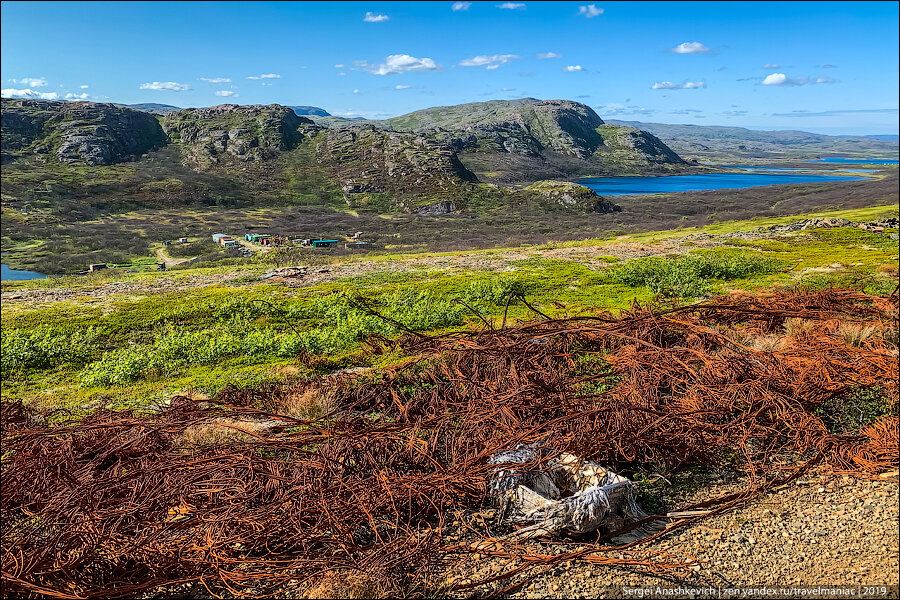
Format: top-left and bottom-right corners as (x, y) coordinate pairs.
(444, 468), (899, 598)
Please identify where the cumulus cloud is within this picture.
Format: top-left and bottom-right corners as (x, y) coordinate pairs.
(65, 92), (90, 100)
(79, 85), (89, 89)
(651, 80), (706, 89)
(215, 90), (238, 97)
(352, 89), (360, 94)
(760, 73), (806, 86)
(761, 63), (780, 69)
(334, 64), (345, 68)
(246, 73), (281, 80)
(11, 77), (47, 87)
(814, 75), (836, 84)
(200, 77), (231, 84)
(562, 65), (585, 72)
(451, 1), (471, 10)
(395, 84), (410, 89)
(595, 102), (657, 117)
(1, 88), (59, 100)
(670, 41), (709, 54)
(578, 4), (603, 18)
(537, 52), (562, 59)
(459, 54), (519, 68)
(363, 11), (389, 22)
(357, 54), (441, 75)
(139, 81), (190, 91)
(497, 2), (525, 9)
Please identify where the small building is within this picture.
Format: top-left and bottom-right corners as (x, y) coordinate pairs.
(88, 263), (107, 273)
(245, 233), (272, 244)
(218, 236), (237, 248)
(212, 233), (229, 242)
(178, 237), (188, 244)
(311, 239), (339, 248)
(345, 241), (369, 250)
(162, 240), (172, 246)
(157, 262), (167, 271)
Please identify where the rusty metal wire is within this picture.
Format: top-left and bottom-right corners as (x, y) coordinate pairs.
(1, 288), (897, 599)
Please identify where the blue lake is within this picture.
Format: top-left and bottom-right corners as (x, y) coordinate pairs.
(1, 263), (47, 281)
(579, 170), (869, 197)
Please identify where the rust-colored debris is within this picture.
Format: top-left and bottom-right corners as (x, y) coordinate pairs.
(1, 289), (897, 598)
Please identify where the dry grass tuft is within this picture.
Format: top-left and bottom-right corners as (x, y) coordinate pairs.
(304, 571), (385, 599)
(836, 322), (881, 348)
(748, 333), (788, 352)
(875, 264), (899, 277)
(783, 317), (816, 338)
(272, 365), (301, 377)
(278, 386), (335, 420)
(176, 419), (264, 449)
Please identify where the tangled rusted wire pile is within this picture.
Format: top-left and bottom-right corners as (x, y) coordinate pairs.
(2, 289), (898, 599)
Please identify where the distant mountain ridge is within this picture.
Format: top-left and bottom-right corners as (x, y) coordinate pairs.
(606, 120), (898, 159)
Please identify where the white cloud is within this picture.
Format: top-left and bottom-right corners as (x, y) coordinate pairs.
(1, 88), (59, 100)
(334, 64), (345, 68)
(760, 73), (807, 86)
(814, 75), (836, 84)
(651, 80), (706, 89)
(451, 1), (471, 10)
(670, 41), (709, 54)
(761, 64), (780, 69)
(395, 84), (411, 89)
(359, 54), (441, 75)
(261, 82), (273, 86)
(246, 73), (281, 80)
(363, 11), (389, 22)
(12, 77), (47, 87)
(578, 4), (603, 18)
(200, 77), (231, 84)
(338, 72), (347, 76)
(139, 81), (190, 91)
(215, 90), (238, 97)
(537, 52), (562, 59)
(562, 65), (585, 72)
(459, 54), (519, 69)
(353, 89), (360, 94)
(497, 2), (525, 9)
(65, 92), (91, 100)
(79, 85), (89, 89)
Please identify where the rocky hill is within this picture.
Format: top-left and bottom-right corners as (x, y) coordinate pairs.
(1, 98), (168, 165)
(321, 99), (686, 182)
(162, 104), (313, 166)
(1, 98), (686, 217)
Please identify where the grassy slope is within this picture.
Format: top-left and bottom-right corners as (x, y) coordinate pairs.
(3, 203), (897, 413)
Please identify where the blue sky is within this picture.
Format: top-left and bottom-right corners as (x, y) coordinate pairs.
(2, 1), (898, 134)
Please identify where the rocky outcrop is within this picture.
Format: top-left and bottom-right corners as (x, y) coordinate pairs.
(388, 99), (684, 168)
(163, 104), (313, 166)
(1, 99), (167, 165)
(313, 125), (476, 210)
(524, 180), (621, 213)
(416, 201), (457, 216)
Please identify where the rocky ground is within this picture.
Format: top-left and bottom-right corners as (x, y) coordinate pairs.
(443, 467), (900, 599)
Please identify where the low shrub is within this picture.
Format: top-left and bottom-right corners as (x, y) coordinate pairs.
(613, 250), (788, 297)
